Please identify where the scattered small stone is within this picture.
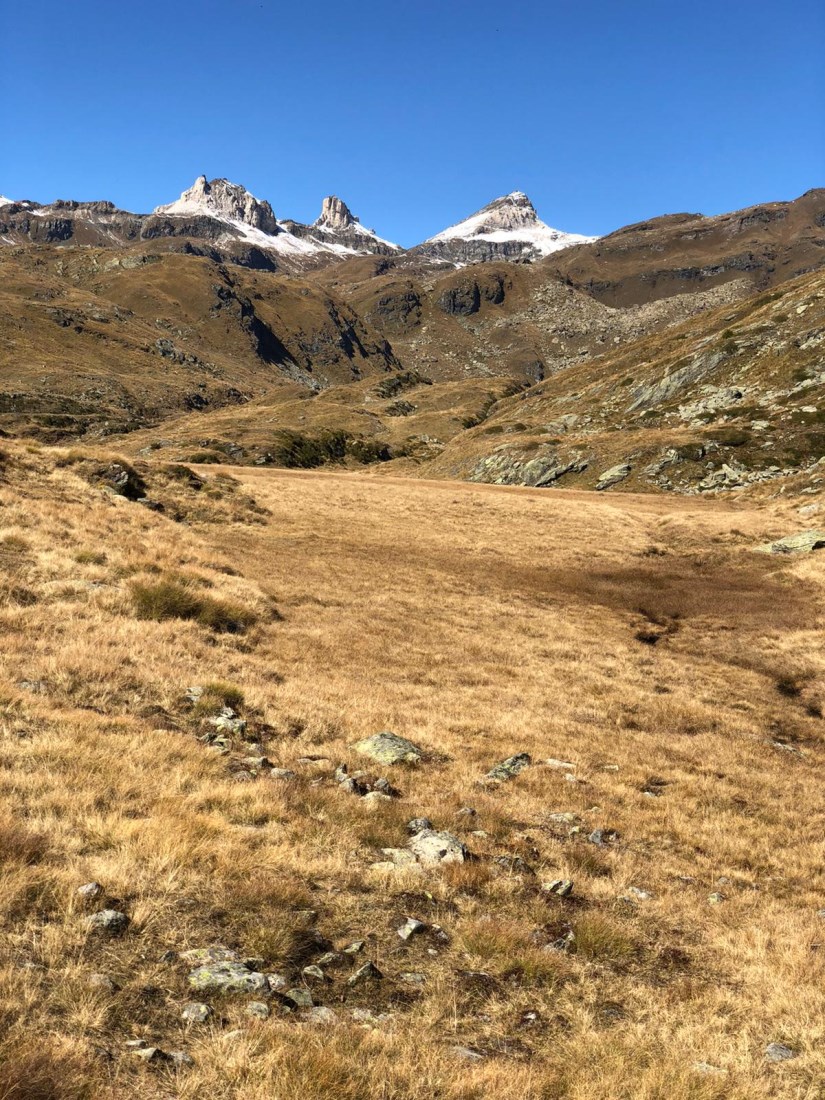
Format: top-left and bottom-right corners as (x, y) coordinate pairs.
(495, 854), (533, 874)
(485, 752), (531, 782)
(302, 965), (326, 982)
(542, 879), (574, 897)
(399, 971), (426, 985)
(354, 732), (423, 765)
(363, 790), (393, 805)
(708, 892), (726, 905)
(622, 887), (653, 902)
(342, 941), (365, 955)
(817, 909), (825, 919)
(455, 806), (477, 817)
(407, 817), (433, 834)
(408, 829), (467, 866)
(17, 679), (50, 695)
(693, 1062), (725, 1075)
(181, 1002), (213, 1024)
(397, 917), (427, 941)
(588, 829), (618, 847)
(88, 973), (119, 992)
(315, 951), (345, 969)
(266, 973), (288, 991)
(86, 909), (129, 935)
(207, 707), (247, 737)
(545, 758), (575, 770)
(169, 1051), (194, 1068)
(77, 882), (104, 902)
(351, 1007), (391, 1024)
(452, 1045), (485, 1062)
(347, 961), (383, 986)
(222, 1029), (245, 1043)
(245, 1001), (270, 1020)
(283, 987), (314, 1008)
(764, 1042), (797, 1062)
(270, 768), (296, 781)
(132, 1046), (169, 1065)
(302, 1006), (336, 1025)
(546, 812), (580, 828)
(124, 1040), (148, 1050)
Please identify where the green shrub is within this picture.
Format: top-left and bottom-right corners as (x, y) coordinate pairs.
(191, 680), (246, 718)
(131, 579), (258, 633)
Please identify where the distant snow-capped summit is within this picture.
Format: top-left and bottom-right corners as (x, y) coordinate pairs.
(154, 177), (399, 258)
(418, 191), (596, 263)
(154, 175), (279, 234)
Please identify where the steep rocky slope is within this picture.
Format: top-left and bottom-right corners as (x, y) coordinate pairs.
(419, 268), (825, 497)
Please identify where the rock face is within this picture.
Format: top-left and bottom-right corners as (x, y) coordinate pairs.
(284, 195), (401, 255)
(470, 450), (589, 488)
(318, 196), (358, 231)
(596, 463), (632, 491)
(416, 191), (596, 264)
(155, 175), (279, 234)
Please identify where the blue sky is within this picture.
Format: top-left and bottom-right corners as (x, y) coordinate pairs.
(2, 0), (823, 245)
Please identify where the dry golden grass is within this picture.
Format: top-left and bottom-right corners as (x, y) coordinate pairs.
(1, 442), (824, 1098)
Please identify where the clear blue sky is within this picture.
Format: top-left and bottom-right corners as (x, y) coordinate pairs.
(2, 0), (823, 245)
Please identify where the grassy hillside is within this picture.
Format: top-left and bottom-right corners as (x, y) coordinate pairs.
(1, 440), (824, 1098)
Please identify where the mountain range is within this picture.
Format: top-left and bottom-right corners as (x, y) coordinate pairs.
(0, 175), (592, 267)
(0, 175), (823, 498)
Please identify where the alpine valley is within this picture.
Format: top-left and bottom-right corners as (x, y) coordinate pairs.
(2, 176), (824, 497)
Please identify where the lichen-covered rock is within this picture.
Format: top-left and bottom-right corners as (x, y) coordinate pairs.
(757, 530), (825, 554)
(347, 961), (383, 986)
(181, 1002), (213, 1024)
(408, 829), (467, 865)
(353, 732), (423, 765)
(187, 961), (269, 995)
(485, 752), (531, 781)
(596, 463), (632, 490)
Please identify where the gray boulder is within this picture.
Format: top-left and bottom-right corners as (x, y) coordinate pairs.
(181, 1002), (213, 1024)
(354, 732), (423, 765)
(764, 1042), (797, 1062)
(187, 961), (269, 996)
(596, 463), (632, 490)
(86, 909), (129, 935)
(409, 829), (467, 865)
(757, 531), (825, 554)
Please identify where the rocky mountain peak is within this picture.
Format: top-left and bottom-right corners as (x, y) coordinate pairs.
(316, 195), (358, 230)
(472, 191), (541, 233)
(155, 176), (278, 234)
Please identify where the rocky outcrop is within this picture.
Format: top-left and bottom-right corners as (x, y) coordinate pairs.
(283, 195), (401, 255)
(155, 175), (279, 234)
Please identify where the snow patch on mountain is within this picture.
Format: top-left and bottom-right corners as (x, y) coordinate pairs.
(427, 191), (596, 255)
